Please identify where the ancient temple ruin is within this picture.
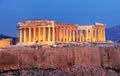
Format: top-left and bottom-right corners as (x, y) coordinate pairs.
(18, 20), (106, 45)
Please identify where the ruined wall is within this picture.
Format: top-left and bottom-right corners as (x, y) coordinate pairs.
(0, 46), (120, 75)
(0, 39), (12, 49)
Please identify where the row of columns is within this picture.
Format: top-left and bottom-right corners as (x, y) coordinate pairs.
(19, 26), (55, 44)
(19, 26), (106, 44)
(73, 27), (106, 42)
(55, 26), (84, 42)
(97, 28), (106, 42)
(81, 28), (106, 42)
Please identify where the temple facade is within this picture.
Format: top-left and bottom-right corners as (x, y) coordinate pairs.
(18, 20), (106, 45)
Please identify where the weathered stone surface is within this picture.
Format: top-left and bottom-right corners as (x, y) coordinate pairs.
(33, 47), (74, 70)
(99, 47), (120, 70)
(99, 47), (109, 67)
(71, 65), (118, 76)
(0, 46), (120, 75)
(74, 46), (101, 67)
(0, 47), (74, 71)
(0, 65), (118, 76)
(0, 51), (19, 70)
(108, 47), (120, 69)
(0, 38), (12, 49)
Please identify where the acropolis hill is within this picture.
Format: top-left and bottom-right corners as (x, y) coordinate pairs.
(18, 20), (106, 45)
(0, 20), (120, 76)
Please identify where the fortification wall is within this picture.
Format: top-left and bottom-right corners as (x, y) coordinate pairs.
(0, 46), (120, 71)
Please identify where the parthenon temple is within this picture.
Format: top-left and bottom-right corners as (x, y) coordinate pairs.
(18, 20), (106, 45)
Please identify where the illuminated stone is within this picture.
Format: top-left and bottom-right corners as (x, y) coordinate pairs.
(18, 20), (106, 45)
(0, 39), (12, 48)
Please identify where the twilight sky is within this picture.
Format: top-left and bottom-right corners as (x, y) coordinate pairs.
(0, 0), (120, 36)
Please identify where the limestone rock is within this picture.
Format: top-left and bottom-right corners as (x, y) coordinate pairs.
(0, 46), (120, 75)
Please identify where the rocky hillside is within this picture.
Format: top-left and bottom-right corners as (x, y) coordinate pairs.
(106, 25), (120, 41)
(0, 65), (119, 76)
(0, 46), (120, 76)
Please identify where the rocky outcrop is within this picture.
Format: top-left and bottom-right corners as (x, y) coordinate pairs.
(74, 47), (101, 67)
(0, 65), (118, 76)
(99, 47), (120, 70)
(0, 46), (120, 76)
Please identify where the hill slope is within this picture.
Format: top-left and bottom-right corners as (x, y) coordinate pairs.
(106, 25), (120, 41)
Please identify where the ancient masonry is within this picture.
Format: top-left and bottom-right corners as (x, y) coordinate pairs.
(18, 20), (106, 45)
(0, 39), (13, 48)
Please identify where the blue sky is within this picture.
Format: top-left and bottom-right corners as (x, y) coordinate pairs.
(0, 0), (120, 36)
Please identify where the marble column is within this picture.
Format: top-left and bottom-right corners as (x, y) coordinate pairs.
(79, 30), (82, 42)
(19, 28), (23, 43)
(98, 29), (100, 41)
(63, 27), (65, 42)
(95, 29), (97, 42)
(52, 26), (55, 44)
(98, 28), (101, 42)
(66, 26), (68, 42)
(43, 27), (46, 42)
(69, 27), (72, 41)
(29, 27), (31, 42)
(24, 28), (26, 43)
(76, 28), (78, 42)
(33, 27), (36, 42)
(56, 27), (58, 42)
(101, 29), (103, 41)
(73, 28), (75, 42)
(90, 29), (93, 42)
(48, 27), (51, 42)
(100, 28), (102, 41)
(57, 27), (59, 42)
(85, 29), (88, 42)
(97, 29), (99, 42)
(59, 27), (62, 42)
(82, 30), (84, 42)
(103, 29), (106, 42)
(61, 27), (63, 42)
(38, 27), (41, 42)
